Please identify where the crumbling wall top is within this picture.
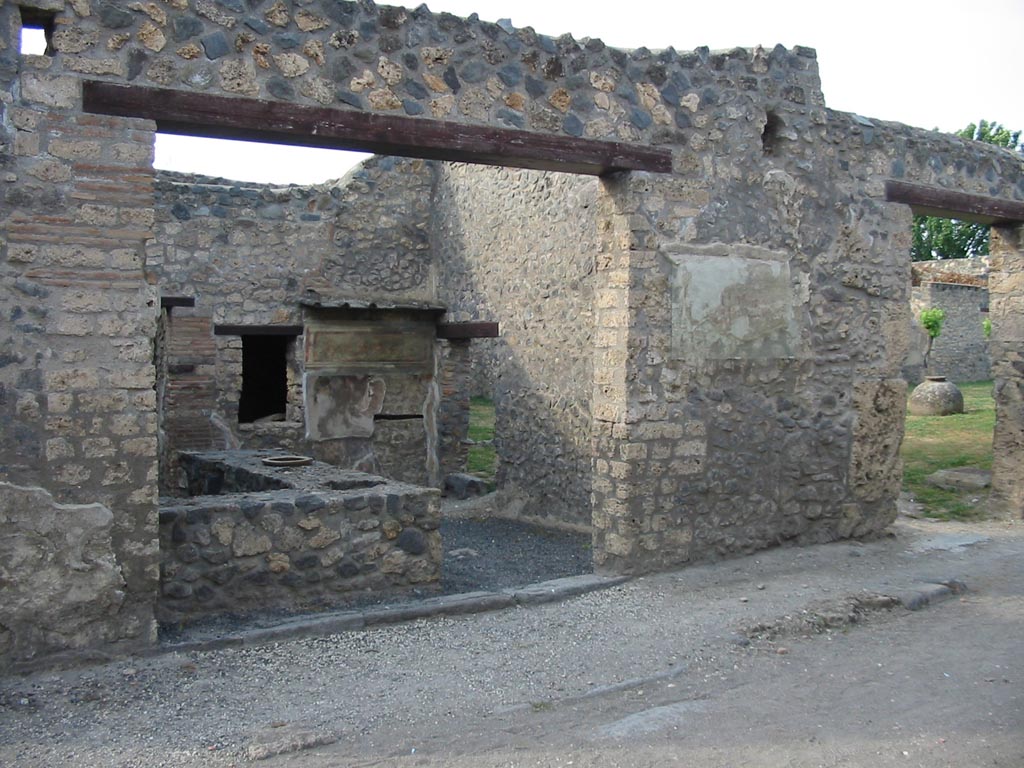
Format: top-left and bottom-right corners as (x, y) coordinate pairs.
(7, 0), (822, 150)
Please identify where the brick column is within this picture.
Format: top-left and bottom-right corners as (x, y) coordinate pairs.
(591, 176), (699, 574)
(437, 339), (472, 479)
(158, 308), (220, 494)
(1, 56), (160, 659)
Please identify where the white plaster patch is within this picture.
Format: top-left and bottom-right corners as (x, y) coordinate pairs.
(663, 244), (799, 361)
(304, 373), (386, 440)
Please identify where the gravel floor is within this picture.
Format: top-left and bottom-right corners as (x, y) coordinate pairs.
(159, 514), (593, 644)
(439, 516), (592, 593)
(3, 518), (1020, 768)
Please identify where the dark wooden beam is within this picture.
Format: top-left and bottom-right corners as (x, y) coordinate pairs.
(214, 324), (303, 336)
(885, 180), (1024, 225)
(160, 295), (195, 309)
(436, 322), (500, 340)
(82, 80), (673, 177)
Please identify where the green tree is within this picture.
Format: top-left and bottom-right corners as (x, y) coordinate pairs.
(911, 121), (1022, 261)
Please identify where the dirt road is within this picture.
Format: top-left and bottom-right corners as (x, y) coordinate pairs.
(2, 516), (1021, 768)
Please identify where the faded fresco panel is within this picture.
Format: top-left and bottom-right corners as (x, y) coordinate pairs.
(664, 245), (799, 361)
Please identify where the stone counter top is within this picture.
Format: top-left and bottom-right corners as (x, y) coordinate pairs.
(176, 449), (390, 496)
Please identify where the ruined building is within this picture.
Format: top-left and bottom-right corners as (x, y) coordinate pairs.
(2, 0), (1023, 670)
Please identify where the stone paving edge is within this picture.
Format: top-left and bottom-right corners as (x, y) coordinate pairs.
(157, 574), (631, 655)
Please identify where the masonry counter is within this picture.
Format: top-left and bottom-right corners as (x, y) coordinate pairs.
(158, 450), (441, 624)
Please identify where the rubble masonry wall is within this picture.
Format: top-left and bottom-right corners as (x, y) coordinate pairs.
(2, 0), (1022, 666)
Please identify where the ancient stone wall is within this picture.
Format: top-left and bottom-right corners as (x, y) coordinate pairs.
(588, 105), (1024, 572)
(3, 0), (1024, 666)
(0, 483), (128, 671)
(911, 282), (990, 383)
(148, 158), (438, 487)
(912, 256), (988, 286)
(434, 164), (598, 525)
(159, 451), (441, 622)
(150, 159), (436, 313)
(1, 18), (161, 666)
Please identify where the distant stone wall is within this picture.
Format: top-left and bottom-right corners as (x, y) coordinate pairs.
(437, 340), (472, 478)
(148, 158), (438, 487)
(911, 282), (990, 383)
(434, 165), (598, 525)
(912, 257), (988, 286)
(158, 451), (441, 623)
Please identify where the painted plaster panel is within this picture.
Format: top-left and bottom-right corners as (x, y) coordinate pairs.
(664, 245), (800, 361)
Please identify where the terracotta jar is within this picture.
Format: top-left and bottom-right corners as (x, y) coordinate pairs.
(908, 376), (964, 416)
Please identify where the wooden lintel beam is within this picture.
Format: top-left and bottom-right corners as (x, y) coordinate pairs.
(214, 324), (303, 336)
(885, 180), (1024, 225)
(160, 295), (195, 309)
(437, 322), (499, 340)
(83, 80), (673, 177)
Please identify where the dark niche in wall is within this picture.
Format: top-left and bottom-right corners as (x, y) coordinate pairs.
(762, 111), (783, 155)
(239, 335), (289, 423)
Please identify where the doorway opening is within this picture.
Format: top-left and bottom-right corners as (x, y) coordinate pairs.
(82, 77), (668, 616)
(900, 203), (996, 520)
(239, 335), (289, 424)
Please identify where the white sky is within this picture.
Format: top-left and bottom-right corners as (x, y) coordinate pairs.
(32, 0), (1022, 185)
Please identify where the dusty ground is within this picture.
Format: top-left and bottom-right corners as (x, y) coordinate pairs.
(1, 514), (1021, 768)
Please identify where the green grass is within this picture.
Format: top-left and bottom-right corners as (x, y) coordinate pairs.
(900, 380), (995, 520)
(466, 396), (497, 482)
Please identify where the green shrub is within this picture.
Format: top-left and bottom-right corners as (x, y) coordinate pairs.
(919, 307), (945, 339)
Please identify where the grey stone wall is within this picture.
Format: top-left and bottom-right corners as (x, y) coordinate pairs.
(4, 1), (824, 148)
(151, 159), (436, 314)
(911, 282), (990, 384)
(912, 256), (988, 285)
(148, 158), (438, 487)
(434, 164), (598, 525)
(1, 30), (161, 663)
(588, 107), (1024, 572)
(159, 451), (440, 623)
(0, 483), (132, 671)
(2, 0), (1024, 667)
(989, 227), (1024, 514)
